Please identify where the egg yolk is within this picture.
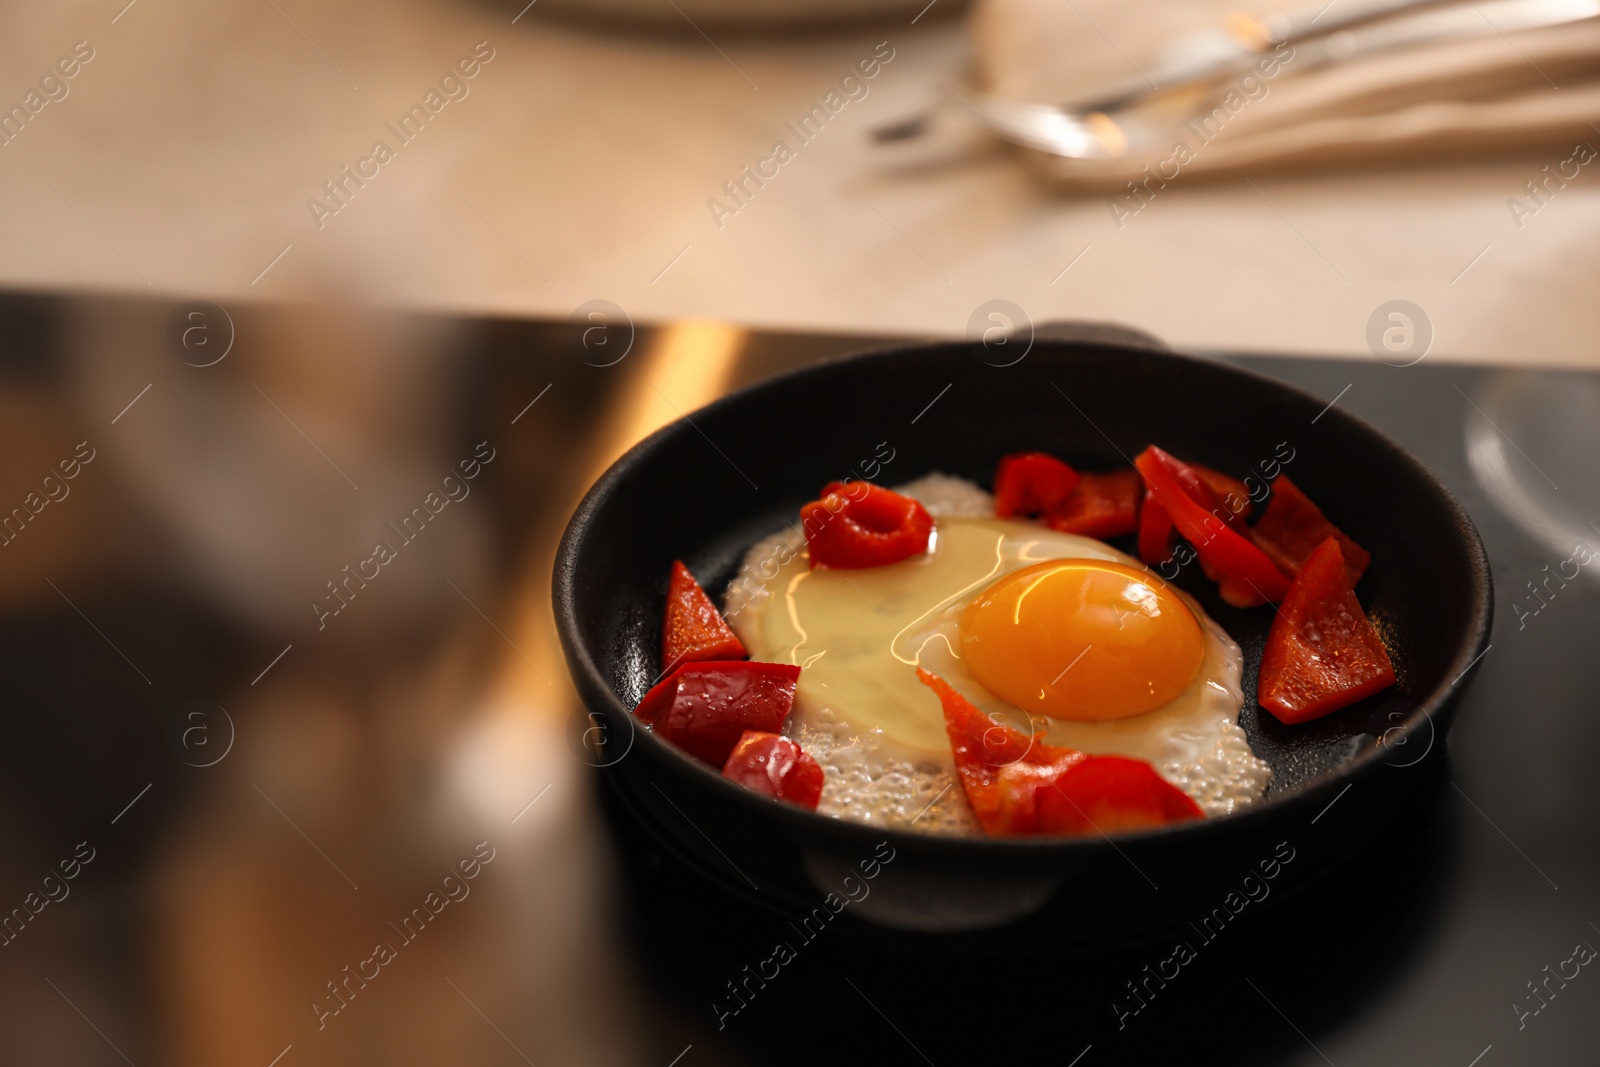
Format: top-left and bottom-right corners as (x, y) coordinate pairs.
(957, 559), (1205, 722)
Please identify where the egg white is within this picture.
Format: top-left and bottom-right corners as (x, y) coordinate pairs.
(725, 473), (1271, 833)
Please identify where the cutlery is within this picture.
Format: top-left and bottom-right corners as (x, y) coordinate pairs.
(873, 0), (1600, 159)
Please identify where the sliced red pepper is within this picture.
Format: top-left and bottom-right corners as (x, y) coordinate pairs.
(1134, 446), (1292, 604)
(802, 482), (932, 569)
(721, 730), (824, 810)
(993, 452), (1082, 519)
(635, 660), (800, 765)
(1162, 457), (1250, 536)
(1139, 457), (1257, 604)
(1191, 554), (1267, 609)
(1035, 755), (1203, 834)
(1137, 487), (1175, 566)
(919, 667), (1080, 835)
(1193, 464), (1255, 523)
(1043, 469), (1142, 539)
(1258, 537), (1395, 724)
(917, 669), (1201, 837)
(1145, 450), (1262, 604)
(1214, 574), (1268, 609)
(661, 560), (746, 672)
(1250, 474), (1371, 587)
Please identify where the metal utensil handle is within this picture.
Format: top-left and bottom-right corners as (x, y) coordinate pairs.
(1070, 0), (1499, 115)
(1273, 0), (1468, 43)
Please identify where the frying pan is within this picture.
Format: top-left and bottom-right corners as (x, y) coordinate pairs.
(553, 336), (1492, 949)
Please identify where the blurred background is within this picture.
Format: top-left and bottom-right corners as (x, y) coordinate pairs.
(0, 0), (1598, 1064)
(1, 0), (1597, 359)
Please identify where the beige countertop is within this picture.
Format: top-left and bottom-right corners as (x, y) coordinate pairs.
(2, 0), (1598, 365)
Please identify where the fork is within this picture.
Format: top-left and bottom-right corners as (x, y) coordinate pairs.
(873, 0), (1600, 159)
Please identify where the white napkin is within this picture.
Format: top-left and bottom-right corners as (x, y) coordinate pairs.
(970, 0), (1600, 189)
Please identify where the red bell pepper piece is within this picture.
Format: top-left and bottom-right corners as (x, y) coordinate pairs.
(1134, 446), (1292, 604)
(721, 730), (824, 809)
(1158, 457), (1250, 536)
(919, 667), (1080, 835)
(917, 669), (1202, 836)
(993, 452), (1082, 519)
(1137, 459), (1251, 581)
(1035, 755), (1204, 834)
(661, 560), (746, 672)
(1043, 469), (1142, 539)
(1157, 454), (1267, 606)
(1258, 537), (1395, 724)
(1250, 475), (1370, 587)
(1194, 464), (1255, 523)
(1137, 488), (1175, 566)
(635, 660), (800, 765)
(1186, 554), (1266, 609)
(1214, 575), (1266, 609)
(802, 482), (933, 569)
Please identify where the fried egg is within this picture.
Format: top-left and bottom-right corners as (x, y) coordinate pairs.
(726, 474), (1271, 836)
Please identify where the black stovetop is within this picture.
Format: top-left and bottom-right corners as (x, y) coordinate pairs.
(616, 348), (1600, 1067)
(0, 293), (1592, 1066)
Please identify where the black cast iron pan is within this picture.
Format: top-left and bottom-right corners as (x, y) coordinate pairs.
(552, 336), (1492, 950)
